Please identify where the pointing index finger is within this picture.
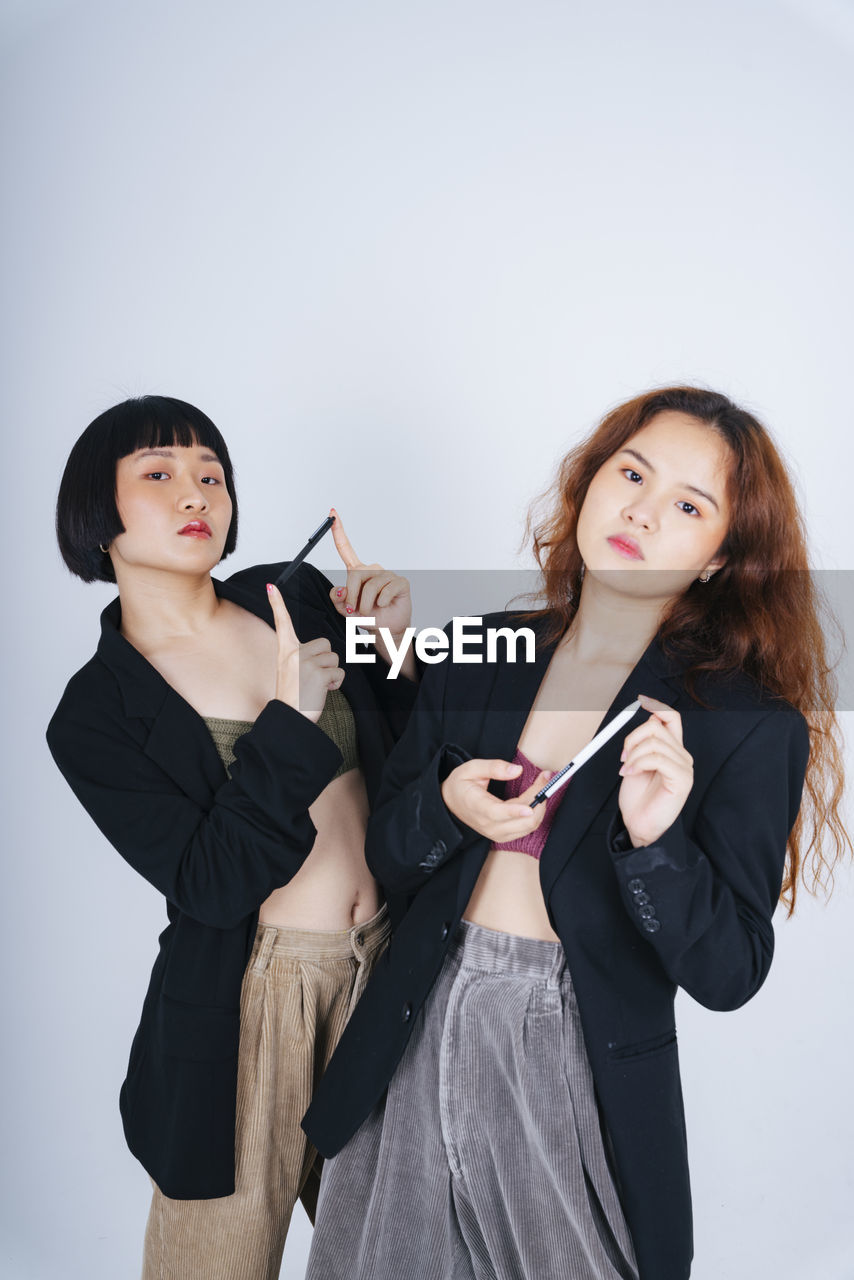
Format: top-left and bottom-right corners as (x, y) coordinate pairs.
(266, 582), (300, 649)
(330, 507), (362, 570)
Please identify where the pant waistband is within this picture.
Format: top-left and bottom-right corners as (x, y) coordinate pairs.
(250, 902), (390, 968)
(451, 918), (568, 986)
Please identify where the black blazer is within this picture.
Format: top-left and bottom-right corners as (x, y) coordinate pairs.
(46, 560), (417, 1200)
(302, 610), (810, 1280)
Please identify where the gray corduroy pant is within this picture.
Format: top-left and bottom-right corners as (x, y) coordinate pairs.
(306, 918), (639, 1280)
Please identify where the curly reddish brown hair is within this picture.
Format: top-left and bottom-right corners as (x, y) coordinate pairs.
(524, 385), (849, 914)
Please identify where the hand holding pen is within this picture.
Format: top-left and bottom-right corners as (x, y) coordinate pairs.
(325, 508), (412, 636)
(441, 704), (642, 844)
(441, 759), (554, 845)
(324, 509), (415, 679)
(614, 693), (694, 848)
(529, 699), (644, 807)
(273, 508), (415, 682)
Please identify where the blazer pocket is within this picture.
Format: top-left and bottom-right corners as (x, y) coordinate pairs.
(156, 994), (240, 1063)
(607, 1028), (677, 1062)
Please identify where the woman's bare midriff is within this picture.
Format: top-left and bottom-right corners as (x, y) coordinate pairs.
(258, 765), (382, 931)
(463, 848), (560, 941)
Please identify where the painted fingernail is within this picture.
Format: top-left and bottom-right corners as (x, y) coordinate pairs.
(345, 606), (354, 614)
(266, 583), (273, 593)
(336, 589), (343, 598)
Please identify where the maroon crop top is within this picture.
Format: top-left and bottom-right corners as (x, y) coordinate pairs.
(491, 747), (570, 860)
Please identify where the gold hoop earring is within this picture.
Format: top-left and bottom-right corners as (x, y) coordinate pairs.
(99, 543), (110, 554)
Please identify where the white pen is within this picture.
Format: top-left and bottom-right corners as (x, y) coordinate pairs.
(529, 698), (643, 808)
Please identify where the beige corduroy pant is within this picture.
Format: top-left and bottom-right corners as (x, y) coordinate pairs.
(141, 904), (390, 1280)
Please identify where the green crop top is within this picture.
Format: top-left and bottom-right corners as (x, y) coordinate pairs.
(203, 687), (359, 780)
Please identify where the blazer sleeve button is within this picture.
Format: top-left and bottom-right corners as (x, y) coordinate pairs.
(641, 918), (661, 933)
(638, 904), (656, 919)
(401, 1002), (413, 1022)
(627, 878), (646, 894)
(431, 840), (448, 858)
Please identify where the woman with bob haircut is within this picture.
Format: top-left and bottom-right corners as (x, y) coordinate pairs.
(46, 394), (418, 1280)
(302, 385), (850, 1280)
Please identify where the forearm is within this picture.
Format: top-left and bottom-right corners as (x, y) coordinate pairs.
(605, 704), (808, 1012)
(607, 810), (778, 1011)
(47, 697), (344, 930)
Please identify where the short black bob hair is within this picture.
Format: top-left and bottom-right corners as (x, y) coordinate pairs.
(56, 395), (238, 584)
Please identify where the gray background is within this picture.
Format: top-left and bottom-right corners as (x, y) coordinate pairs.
(2, 1), (853, 1276)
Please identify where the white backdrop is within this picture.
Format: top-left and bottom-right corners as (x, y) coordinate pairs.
(2, 1), (853, 1277)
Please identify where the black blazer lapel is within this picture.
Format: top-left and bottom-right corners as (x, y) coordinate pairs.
(141, 689), (227, 805)
(539, 637), (686, 904)
(475, 621), (561, 761)
(95, 596), (226, 805)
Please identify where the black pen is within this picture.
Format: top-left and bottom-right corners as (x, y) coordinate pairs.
(274, 515), (336, 592)
(529, 699), (643, 807)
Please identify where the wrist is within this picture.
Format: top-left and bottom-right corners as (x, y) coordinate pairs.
(609, 813), (646, 855)
(440, 777), (463, 824)
(273, 693), (323, 724)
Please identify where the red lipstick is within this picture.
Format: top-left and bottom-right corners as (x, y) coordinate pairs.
(178, 520), (212, 539)
(607, 534), (643, 561)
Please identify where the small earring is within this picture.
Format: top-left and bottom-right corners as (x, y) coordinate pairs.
(698, 570), (711, 583)
(99, 543), (110, 554)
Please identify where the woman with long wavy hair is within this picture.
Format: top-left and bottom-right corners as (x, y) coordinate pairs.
(301, 385), (849, 1280)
